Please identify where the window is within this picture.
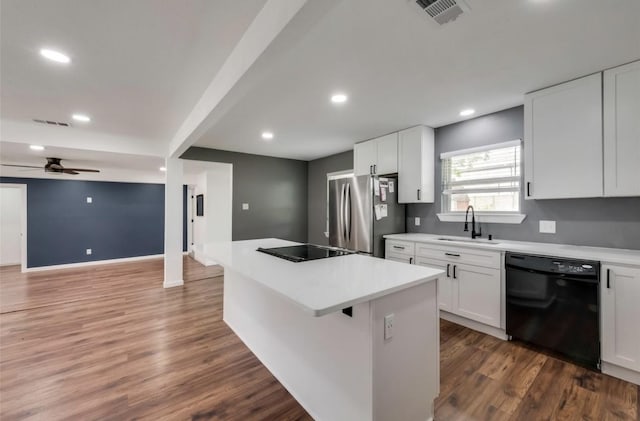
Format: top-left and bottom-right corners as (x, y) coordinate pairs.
(441, 140), (521, 214)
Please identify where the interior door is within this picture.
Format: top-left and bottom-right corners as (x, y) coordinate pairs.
(0, 187), (22, 266)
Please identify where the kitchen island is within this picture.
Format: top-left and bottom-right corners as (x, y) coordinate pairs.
(196, 238), (444, 421)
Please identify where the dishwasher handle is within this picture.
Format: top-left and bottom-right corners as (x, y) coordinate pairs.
(506, 265), (599, 283)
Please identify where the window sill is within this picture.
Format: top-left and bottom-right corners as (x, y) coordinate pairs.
(436, 213), (527, 224)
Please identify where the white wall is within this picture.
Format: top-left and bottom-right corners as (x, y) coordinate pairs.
(184, 161), (233, 265)
(0, 187), (22, 265)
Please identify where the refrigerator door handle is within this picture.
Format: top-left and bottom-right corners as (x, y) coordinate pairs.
(345, 183), (352, 243)
(340, 184), (348, 241)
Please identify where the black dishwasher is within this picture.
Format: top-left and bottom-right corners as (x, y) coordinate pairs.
(505, 252), (600, 370)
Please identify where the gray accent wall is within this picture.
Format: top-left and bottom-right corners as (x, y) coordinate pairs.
(181, 147), (308, 243)
(407, 106), (640, 250)
(307, 150), (354, 245)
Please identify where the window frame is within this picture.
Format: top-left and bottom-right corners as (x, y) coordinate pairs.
(437, 140), (527, 224)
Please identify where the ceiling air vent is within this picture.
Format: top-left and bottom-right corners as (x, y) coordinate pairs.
(415, 0), (470, 25)
(33, 119), (71, 127)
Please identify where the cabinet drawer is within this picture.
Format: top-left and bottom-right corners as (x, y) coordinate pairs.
(385, 240), (415, 256)
(386, 252), (414, 264)
(415, 243), (500, 269)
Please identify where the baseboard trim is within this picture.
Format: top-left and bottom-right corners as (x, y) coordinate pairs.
(440, 311), (508, 340)
(0, 262), (21, 267)
(163, 279), (184, 288)
(25, 254), (165, 272)
(601, 362), (640, 386)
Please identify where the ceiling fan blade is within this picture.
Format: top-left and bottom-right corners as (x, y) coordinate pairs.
(62, 168), (100, 173)
(62, 169), (80, 175)
(1, 164), (43, 169)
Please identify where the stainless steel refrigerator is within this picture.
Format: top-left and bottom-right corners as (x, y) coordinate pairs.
(329, 175), (406, 258)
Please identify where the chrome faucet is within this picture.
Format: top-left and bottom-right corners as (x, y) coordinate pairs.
(464, 205), (481, 239)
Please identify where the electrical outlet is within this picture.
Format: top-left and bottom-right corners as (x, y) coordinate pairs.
(242, 203), (249, 210)
(384, 313), (394, 340)
(86, 197), (92, 204)
(86, 248), (92, 255)
(539, 220), (556, 234)
(415, 217), (421, 226)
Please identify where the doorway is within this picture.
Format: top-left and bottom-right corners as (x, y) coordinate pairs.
(0, 184), (27, 272)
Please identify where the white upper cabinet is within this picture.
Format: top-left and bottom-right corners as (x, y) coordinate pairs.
(354, 140), (377, 176)
(524, 73), (603, 199)
(398, 126), (434, 203)
(353, 133), (398, 176)
(604, 61), (640, 197)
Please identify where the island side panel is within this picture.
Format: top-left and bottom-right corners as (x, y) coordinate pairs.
(223, 267), (374, 421)
(372, 280), (439, 421)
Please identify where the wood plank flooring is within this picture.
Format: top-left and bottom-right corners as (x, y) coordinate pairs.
(0, 258), (312, 420)
(1, 258), (638, 420)
(436, 320), (639, 421)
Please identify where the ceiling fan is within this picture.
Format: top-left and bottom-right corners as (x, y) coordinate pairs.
(1, 157), (100, 175)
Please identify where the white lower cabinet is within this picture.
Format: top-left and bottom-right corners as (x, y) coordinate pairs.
(411, 243), (502, 329)
(601, 264), (640, 372)
(416, 258), (453, 312)
(385, 240), (415, 264)
(454, 263), (501, 328)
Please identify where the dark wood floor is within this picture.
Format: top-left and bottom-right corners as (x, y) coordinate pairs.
(1, 258), (638, 420)
(0, 257), (312, 420)
(436, 320), (639, 420)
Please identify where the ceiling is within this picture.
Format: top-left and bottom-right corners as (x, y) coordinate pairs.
(0, 0), (268, 155)
(192, 0), (640, 160)
(1, 0), (639, 166)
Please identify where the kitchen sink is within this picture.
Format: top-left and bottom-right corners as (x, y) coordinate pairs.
(436, 237), (500, 245)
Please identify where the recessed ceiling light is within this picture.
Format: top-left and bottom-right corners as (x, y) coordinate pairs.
(72, 114), (91, 122)
(40, 48), (71, 64)
(30, 145), (45, 151)
(331, 93), (348, 104)
(159, 167), (167, 172)
(459, 109), (475, 117)
(261, 131), (274, 140)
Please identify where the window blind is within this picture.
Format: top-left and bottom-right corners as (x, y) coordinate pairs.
(441, 141), (521, 212)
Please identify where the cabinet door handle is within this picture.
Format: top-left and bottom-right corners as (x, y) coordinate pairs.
(417, 189), (421, 200)
(373, 164), (377, 174)
(527, 182), (531, 197)
(445, 252), (460, 257)
(370, 165), (373, 175)
(392, 245), (405, 250)
(409, 257), (413, 264)
(453, 265), (457, 279)
(446, 263), (450, 277)
(606, 268), (611, 289)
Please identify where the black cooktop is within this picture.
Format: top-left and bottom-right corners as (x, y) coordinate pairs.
(256, 244), (353, 263)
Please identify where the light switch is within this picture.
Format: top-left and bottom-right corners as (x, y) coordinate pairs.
(86, 197), (92, 204)
(242, 203), (249, 210)
(86, 248), (92, 255)
(415, 217), (421, 226)
(539, 220), (556, 234)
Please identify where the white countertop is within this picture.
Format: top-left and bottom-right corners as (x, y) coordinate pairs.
(384, 233), (640, 266)
(195, 238), (444, 317)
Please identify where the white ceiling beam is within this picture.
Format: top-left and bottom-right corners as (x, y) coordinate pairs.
(167, 0), (311, 158)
